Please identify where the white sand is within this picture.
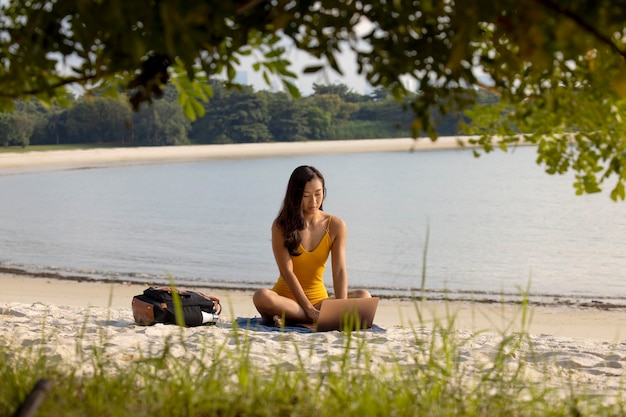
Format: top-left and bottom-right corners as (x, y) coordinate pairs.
(1, 140), (624, 398)
(0, 137), (478, 174)
(1, 274), (626, 398)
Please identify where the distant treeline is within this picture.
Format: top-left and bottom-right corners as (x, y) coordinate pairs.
(0, 81), (499, 148)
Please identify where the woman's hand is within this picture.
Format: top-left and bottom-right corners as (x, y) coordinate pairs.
(304, 305), (320, 322)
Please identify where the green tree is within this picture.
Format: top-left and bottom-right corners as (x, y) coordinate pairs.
(369, 87), (390, 102)
(0, 112), (36, 147)
(66, 97), (132, 144)
(132, 100), (191, 146)
(14, 99), (54, 145)
(264, 92), (311, 141)
(354, 98), (413, 127)
(190, 83), (272, 144)
(3, 1), (626, 198)
(303, 105), (332, 140)
(32, 109), (68, 146)
(312, 83), (367, 103)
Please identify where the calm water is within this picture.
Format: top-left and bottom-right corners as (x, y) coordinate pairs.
(1, 146), (625, 303)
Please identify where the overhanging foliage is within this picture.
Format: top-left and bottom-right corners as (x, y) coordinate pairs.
(1, 0), (626, 198)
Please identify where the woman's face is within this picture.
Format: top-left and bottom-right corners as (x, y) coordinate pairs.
(301, 177), (324, 215)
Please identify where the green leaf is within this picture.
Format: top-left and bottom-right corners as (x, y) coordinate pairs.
(283, 81), (301, 98)
(303, 65), (324, 74)
(182, 99), (196, 121)
(54, 95), (73, 107)
(226, 65), (236, 81)
(99, 83), (121, 99)
(267, 34), (281, 46)
(264, 48), (285, 59)
(611, 181), (625, 201)
(190, 97), (206, 118)
(199, 83), (214, 98)
(177, 92), (188, 107)
(582, 174), (602, 194)
(282, 69), (298, 79)
(411, 119), (421, 138)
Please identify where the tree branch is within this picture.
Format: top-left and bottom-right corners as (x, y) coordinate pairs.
(0, 74), (100, 99)
(533, 0), (626, 59)
(235, 0), (268, 15)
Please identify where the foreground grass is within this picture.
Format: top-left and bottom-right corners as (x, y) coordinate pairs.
(2, 306), (625, 417)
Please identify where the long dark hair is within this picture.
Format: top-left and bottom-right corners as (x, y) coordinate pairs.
(276, 165), (326, 256)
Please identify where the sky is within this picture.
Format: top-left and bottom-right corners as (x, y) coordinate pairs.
(236, 20), (377, 97)
(236, 44), (371, 97)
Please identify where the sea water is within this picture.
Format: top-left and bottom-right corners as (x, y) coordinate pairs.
(1, 146), (625, 303)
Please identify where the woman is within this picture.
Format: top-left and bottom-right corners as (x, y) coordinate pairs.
(253, 165), (371, 327)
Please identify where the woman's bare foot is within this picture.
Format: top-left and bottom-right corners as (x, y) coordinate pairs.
(260, 313), (284, 327)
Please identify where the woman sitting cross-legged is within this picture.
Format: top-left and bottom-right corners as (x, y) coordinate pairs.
(253, 165), (371, 327)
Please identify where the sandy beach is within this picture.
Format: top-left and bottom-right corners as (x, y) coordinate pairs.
(2, 274), (626, 398)
(0, 137), (477, 175)
(1, 139), (625, 399)
(1, 274), (625, 339)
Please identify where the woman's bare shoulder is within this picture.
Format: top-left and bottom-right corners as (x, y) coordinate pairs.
(328, 213), (346, 232)
(271, 219), (283, 236)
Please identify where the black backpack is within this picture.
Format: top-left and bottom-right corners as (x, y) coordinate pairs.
(132, 287), (221, 327)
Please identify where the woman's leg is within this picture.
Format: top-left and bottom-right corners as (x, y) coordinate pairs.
(253, 288), (311, 325)
(347, 289), (372, 298)
(322, 289), (372, 302)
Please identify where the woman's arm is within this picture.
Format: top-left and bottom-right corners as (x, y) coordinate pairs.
(330, 216), (348, 299)
(271, 221), (319, 319)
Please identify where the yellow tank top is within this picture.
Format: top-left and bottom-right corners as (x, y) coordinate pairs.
(272, 215), (333, 305)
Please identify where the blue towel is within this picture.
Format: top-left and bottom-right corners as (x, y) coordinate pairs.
(235, 317), (386, 333)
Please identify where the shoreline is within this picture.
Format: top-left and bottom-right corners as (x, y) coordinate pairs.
(0, 137), (480, 174)
(3, 264), (626, 311)
(2, 273), (626, 341)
